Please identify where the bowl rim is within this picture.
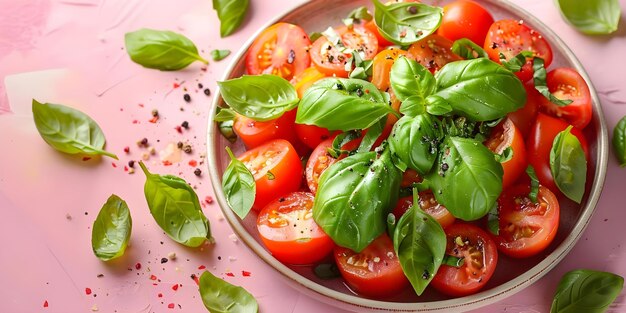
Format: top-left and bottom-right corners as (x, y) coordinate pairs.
(206, 0), (609, 311)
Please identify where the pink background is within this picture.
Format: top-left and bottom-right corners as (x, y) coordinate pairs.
(1, 0), (625, 312)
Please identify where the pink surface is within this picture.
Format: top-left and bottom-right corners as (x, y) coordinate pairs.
(1, 0), (625, 312)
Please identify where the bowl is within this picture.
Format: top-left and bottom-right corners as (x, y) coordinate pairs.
(207, 0), (609, 311)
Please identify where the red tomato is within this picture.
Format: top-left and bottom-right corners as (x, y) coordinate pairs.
(295, 124), (333, 150)
(334, 234), (409, 298)
(400, 168), (423, 188)
(437, 0), (494, 45)
(392, 192), (456, 229)
(431, 223), (498, 297)
(310, 25), (378, 77)
(305, 138), (338, 194)
(238, 139), (303, 210)
(508, 83), (540, 138)
(539, 68), (592, 129)
(407, 34), (462, 73)
(495, 185), (560, 258)
(246, 23), (311, 81)
(484, 118), (527, 190)
(484, 19), (553, 82)
(257, 192), (334, 264)
(371, 48), (408, 92)
(233, 110), (300, 150)
(527, 113), (589, 194)
(365, 20), (394, 47)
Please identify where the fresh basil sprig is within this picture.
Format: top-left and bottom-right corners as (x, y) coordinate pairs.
(348, 6), (373, 21)
(526, 165), (540, 203)
(389, 57), (436, 116)
(297, 78), (397, 131)
(556, 0), (621, 35)
(32, 100), (118, 160)
(613, 116), (626, 167)
(327, 130), (361, 158)
(499, 51), (533, 73)
(210, 49), (231, 61)
(393, 188), (446, 295)
(313, 145), (401, 252)
(124, 29), (208, 71)
(222, 147), (256, 219)
(199, 271), (258, 313)
(372, 0), (443, 46)
(91, 194), (132, 261)
(427, 58), (526, 121)
(551, 269), (624, 313)
(451, 38), (489, 60)
(494, 147), (514, 163)
(212, 0), (250, 37)
(533, 58), (573, 106)
(550, 126), (587, 203)
(389, 115), (443, 175)
(139, 161), (211, 247)
(426, 136), (504, 221)
(218, 75), (298, 122)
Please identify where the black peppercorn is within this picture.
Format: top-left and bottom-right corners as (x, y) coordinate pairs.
(183, 93), (191, 102)
(194, 168), (202, 176)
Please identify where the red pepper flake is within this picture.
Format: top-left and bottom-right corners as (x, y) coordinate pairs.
(135, 262), (142, 270)
(172, 284), (179, 291)
(163, 160), (173, 166)
(158, 293), (163, 298)
(242, 271), (251, 277)
(132, 119), (139, 124)
(149, 116), (159, 123)
(138, 103), (145, 108)
(198, 265), (206, 270)
(205, 196), (214, 204)
(188, 160), (198, 167)
(82, 157), (91, 161)
(124, 166), (128, 172)
(150, 274), (157, 281)
(111, 162), (117, 168)
(43, 300), (49, 308)
(168, 303), (175, 309)
(225, 272), (235, 277)
(175, 125), (183, 133)
(123, 146), (130, 153)
(85, 288), (92, 295)
(173, 83), (180, 89)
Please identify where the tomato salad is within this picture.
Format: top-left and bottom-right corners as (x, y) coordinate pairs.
(216, 0), (591, 299)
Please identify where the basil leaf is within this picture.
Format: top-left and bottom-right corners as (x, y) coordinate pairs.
(357, 116), (387, 153)
(393, 189), (446, 295)
(32, 100), (118, 160)
(218, 119), (237, 143)
(556, 0), (621, 35)
(387, 213), (397, 238)
(429, 58), (526, 121)
(551, 269), (624, 313)
(526, 165), (540, 203)
(199, 271), (258, 313)
(401, 96), (427, 116)
(139, 161), (211, 247)
(91, 194), (132, 261)
(218, 75), (298, 122)
(297, 78), (396, 131)
(613, 115), (626, 167)
(442, 255), (465, 267)
(212, 0), (249, 37)
(487, 203), (499, 235)
(500, 51), (533, 73)
(309, 32), (322, 42)
(550, 126), (587, 203)
(533, 58), (573, 107)
(389, 57), (436, 113)
(124, 29), (208, 71)
(389, 115), (443, 175)
(328, 130), (362, 158)
(313, 146), (401, 252)
(372, 0), (443, 46)
(214, 107), (237, 122)
(426, 136), (504, 221)
(425, 98), (453, 116)
(348, 6), (373, 21)
(495, 146), (514, 163)
(314, 263), (342, 280)
(222, 147), (256, 219)
(451, 38), (489, 60)
(210, 49), (231, 61)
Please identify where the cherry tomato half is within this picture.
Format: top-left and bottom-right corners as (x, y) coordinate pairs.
(305, 138), (338, 194)
(371, 48), (408, 92)
(407, 34), (462, 73)
(508, 83), (540, 138)
(539, 68), (592, 129)
(334, 234), (410, 298)
(257, 192), (334, 264)
(233, 110), (300, 150)
(484, 19), (553, 82)
(431, 223), (498, 297)
(484, 118), (527, 190)
(238, 139), (303, 210)
(438, 0), (494, 45)
(310, 25), (378, 77)
(392, 192), (456, 229)
(246, 23), (311, 81)
(496, 185), (560, 258)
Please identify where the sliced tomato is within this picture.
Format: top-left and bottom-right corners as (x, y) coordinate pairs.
(295, 124), (333, 150)
(305, 138), (338, 194)
(365, 20), (394, 48)
(257, 192), (334, 264)
(233, 110), (300, 150)
(437, 0), (494, 45)
(310, 25), (378, 77)
(431, 223), (498, 297)
(238, 139), (303, 210)
(371, 48), (408, 92)
(539, 68), (592, 129)
(484, 19), (553, 83)
(400, 168), (423, 188)
(392, 191), (456, 229)
(496, 185), (560, 258)
(407, 34), (462, 73)
(527, 113), (589, 195)
(291, 66), (327, 98)
(508, 83), (540, 138)
(246, 23), (311, 81)
(334, 234), (409, 298)
(484, 118), (527, 190)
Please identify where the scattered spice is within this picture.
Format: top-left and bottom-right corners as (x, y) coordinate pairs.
(82, 157), (91, 161)
(183, 94), (191, 102)
(242, 271), (252, 277)
(177, 141), (184, 149)
(175, 125), (183, 133)
(97, 274), (104, 278)
(135, 263), (142, 270)
(194, 168), (202, 176)
(139, 138), (148, 146)
(128, 160), (135, 168)
(203, 88), (211, 96)
(189, 160), (198, 167)
(225, 272), (235, 277)
(168, 252), (177, 260)
(85, 288), (92, 295)
(173, 83), (180, 89)
(43, 300), (49, 308)
(205, 196), (214, 204)
(161, 257), (168, 264)
(172, 284), (179, 291)
(198, 265), (206, 270)
(183, 144), (192, 154)
(181, 121), (189, 129)
(158, 293), (163, 298)
(151, 109), (159, 117)
(111, 162), (117, 168)
(198, 83), (203, 89)
(123, 146), (130, 153)
(150, 275), (157, 281)
(168, 303), (175, 309)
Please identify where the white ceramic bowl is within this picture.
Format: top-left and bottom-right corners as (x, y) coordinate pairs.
(207, 0), (609, 311)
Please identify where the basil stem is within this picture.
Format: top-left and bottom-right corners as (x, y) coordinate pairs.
(550, 126), (587, 203)
(526, 165), (540, 203)
(199, 271), (258, 313)
(124, 29), (208, 71)
(91, 194), (132, 261)
(222, 147), (256, 219)
(451, 38), (489, 60)
(612, 116), (626, 167)
(533, 58), (573, 107)
(551, 269), (624, 313)
(556, 0), (621, 35)
(212, 0), (250, 37)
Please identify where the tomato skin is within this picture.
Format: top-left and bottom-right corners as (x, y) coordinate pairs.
(233, 110), (299, 150)
(527, 113), (589, 195)
(437, 0), (494, 45)
(407, 34), (462, 73)
(305, 138), (338, 194)
(431, 223), (498, 297)
(371, 48), (408, 92)
(539, 68), (592, 129)
(495, 185), (559, 258)
(400, 168), (422, 188)
(334, 234), (409, 298)
(508, 83), (540, 138)
(295, 124), (333, 150)
(291, 66), (327, 98)
(484, 118), (527, 190)
(257, 192), (334, 264)
(365, 20), (394, 47)
(238, 139), (303, 210)
(484, 19), (553, 82)
(310, 25), (378, 77)
(392, 192), (456, 229)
